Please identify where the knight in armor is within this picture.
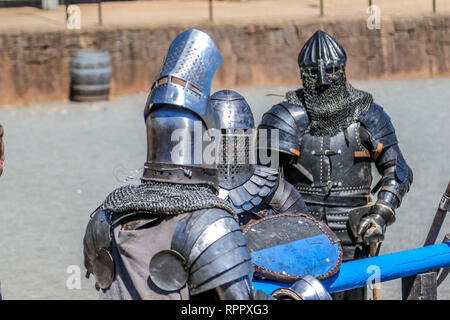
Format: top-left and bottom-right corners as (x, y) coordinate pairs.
(83, 29), (328, 300)
(258, 30), (413, 299)
(208, 89), (309, 226)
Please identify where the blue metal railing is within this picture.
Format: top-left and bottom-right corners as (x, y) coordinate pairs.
(253, 241), (450, 294)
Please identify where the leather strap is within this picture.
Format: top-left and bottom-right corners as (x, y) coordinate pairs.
(301, 193), (370, 207)
(355, 150), (371, 158)
(372, 142), (383, 161)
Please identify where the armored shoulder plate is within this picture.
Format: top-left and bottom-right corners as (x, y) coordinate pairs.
(225, 166), (279, 214)
(359, 102), (398, 150)
(268, 178), (309, 214)
(258, 101), (309, 157)
(150, 208), (253, 296)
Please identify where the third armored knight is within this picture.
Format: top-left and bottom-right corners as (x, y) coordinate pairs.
(258, 30), (413, 298)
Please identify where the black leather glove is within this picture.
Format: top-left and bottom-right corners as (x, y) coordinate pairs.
(357, 203), (395, 245)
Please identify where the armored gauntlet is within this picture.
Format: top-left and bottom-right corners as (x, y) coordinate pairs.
(357, 200), (395, 244)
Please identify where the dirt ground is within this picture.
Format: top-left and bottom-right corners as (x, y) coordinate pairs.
(1, 0), (450, 33)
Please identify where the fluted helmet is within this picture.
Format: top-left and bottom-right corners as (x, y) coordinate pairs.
(298, 30), (347, 87)
(142, 29), (223, 187)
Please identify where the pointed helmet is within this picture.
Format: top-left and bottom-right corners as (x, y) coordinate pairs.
(298, 30), (347, 86)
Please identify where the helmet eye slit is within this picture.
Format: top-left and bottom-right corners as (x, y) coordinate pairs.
(171, 76), (187, 87)
(157, 76), (169, 86)
(187, 83), (203, 95)
(158, 75), (203, 96)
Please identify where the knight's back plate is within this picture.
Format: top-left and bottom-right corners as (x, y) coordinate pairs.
(242, 213), (342, 282)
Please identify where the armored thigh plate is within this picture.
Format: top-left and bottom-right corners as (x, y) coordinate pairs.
(243, 213), (342, 282)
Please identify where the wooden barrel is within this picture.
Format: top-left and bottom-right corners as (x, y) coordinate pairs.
(41, 0), (58, 11)
(70, 49), (111, 102)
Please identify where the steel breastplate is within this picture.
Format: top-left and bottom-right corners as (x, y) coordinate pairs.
(284, 122), (373, 199)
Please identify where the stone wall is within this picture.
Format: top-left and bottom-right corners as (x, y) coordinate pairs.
(0, 14), (448, 106)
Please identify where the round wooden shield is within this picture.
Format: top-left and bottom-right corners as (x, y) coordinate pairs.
(242, 213), (342, 282)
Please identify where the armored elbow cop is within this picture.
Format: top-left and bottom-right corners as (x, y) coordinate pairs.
(376, 148), (413, 208)
(269, 178), (309, 214)
(360, 103), (413, 215)
(371, 141), (413, 224)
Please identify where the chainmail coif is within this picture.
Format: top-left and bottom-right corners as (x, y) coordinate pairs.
(287, 72), (373, 136)
(101, 180), (237, 220)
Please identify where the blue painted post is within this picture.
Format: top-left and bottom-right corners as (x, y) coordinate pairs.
(252, 242), (450, 294)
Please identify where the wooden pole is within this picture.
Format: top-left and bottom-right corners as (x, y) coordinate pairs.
(65, 0), (69, 24)
(209, 0), (213, 22)
(370, 243), (381, 300)
(423, 181), (450, 247)
(433, 0), (436, 14)
(98, 0), (103, 25)
(320, 0), (324, 16)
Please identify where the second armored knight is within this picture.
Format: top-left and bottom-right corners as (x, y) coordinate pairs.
(209, 89), (309, 226)
(258, 30), (413, 298)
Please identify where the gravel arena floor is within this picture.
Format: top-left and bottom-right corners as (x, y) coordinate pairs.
(0, 78), (449, 300)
